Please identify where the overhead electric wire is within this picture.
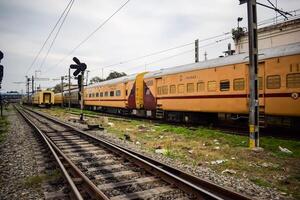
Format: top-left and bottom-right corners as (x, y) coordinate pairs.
(25, 0), (74, 75)
(146, 37), (232, 67)
(39, 0), (75, 71)
(99, 32), (231, 70)
(125, 36), (232, 74)
(52, 0), (131, 69)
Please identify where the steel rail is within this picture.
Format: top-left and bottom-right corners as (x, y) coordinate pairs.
(17, 106), (109, 200)
(21, 106), (252, 200)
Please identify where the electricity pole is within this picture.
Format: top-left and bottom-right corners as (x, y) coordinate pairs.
(68, 68), (71, 109)
(195, 39), (199, 63)
(32, 75), (34, 94)
(61, 76), (64, 107)
(240, 0), (259, 148)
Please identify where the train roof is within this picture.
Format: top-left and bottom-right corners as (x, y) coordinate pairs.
(86, 74), (137, 89)
(86, 42), (300, 88)
(144, 42), (300, 78)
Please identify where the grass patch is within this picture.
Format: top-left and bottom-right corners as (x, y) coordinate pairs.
(0, 116), (9, 143)
(260, 137), (300, 158)
(24, 170), (61, 188)
(250, 177), (272, 187)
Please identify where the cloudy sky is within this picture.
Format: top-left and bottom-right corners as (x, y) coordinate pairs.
(0, 0), (299, 92)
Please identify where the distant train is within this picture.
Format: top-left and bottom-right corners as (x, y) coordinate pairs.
(0, 91), (22, 103)
(54, 88), (79, 107)
(55, 42), (300, 128)
(23, 90), (54, 107)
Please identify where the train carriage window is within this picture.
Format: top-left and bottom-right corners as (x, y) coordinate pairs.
(110, 91), (114, 97)
(104, 91), (108, 97)
(126, 90), (128, 96)
(197, 82), (205, 92)
(207, 81), (217, 91)
(220, 80), (230, 91)
(178, 84), (184, 93)
(92, 93), (95, 97)
(233, 78), (245, 91)
(187, 83), (194, 93)
(157, 87), (162, 95)
(259, 77), (263, 90)
(96, 93), (99, 97)
(170, 85), (176, 94)
(287, 73), (300, 88)
(116, 90), (121, 96)
(89, 93), (91, 98)
(162, 86), (168, 95)
(100, 92), (103, 97)
(267, 75), (281, 89)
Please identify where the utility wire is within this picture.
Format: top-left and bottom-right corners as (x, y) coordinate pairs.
(39, 0), (74, 71)
(25, 0), (74, 75)
(146, 37), (232, 67)
(52, 0), (131, 69)
(125, 36), (232, 73)
(100, 32), (231, 70)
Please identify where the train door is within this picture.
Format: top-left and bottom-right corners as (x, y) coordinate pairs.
(44, 92), (51, 104)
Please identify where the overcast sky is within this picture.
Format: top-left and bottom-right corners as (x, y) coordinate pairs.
(0, 0), (299, 92)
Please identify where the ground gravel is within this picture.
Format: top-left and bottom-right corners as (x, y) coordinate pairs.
(0, 107), (44, 200)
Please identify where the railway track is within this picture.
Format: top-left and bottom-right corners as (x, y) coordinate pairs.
(16, 105), (251, 200)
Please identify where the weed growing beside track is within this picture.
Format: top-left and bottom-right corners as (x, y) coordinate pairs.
(0, 116), (9, 143)
(37, 106), (300, 199)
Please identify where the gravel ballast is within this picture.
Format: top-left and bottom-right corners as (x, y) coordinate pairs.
(0, 107), (44, 199)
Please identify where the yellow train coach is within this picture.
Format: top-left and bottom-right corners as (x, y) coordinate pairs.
(83, 42), (300, 128)
(31, 90), (55, 107)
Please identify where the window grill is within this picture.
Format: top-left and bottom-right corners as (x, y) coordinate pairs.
(197, 82), (205, 92)
(169, 85), (176, 94)
(220, 80), (230, 91)
(207, 81), (217, 91)
(187, 83), (194, 93)
(178, 84), (184, 93)
(267, 75), (281, 89)
(287, 73), (300, 88)
(233, 78), (245, 91)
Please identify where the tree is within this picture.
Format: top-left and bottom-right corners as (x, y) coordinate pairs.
(106, 71), (127, 80)
(53, 83), (68, 93)
(90, 76), (104, 84)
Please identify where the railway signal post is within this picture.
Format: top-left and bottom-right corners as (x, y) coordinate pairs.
(240, 0), (259, 148)
(0, 50), (3, 117)
(70, 57), (87, 121)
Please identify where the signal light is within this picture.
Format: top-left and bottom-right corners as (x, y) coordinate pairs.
(70, 57), (87, 76)
(0, 65), (3, 83)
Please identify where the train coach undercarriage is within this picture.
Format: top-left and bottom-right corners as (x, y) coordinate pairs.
(84, 105), (300, 130)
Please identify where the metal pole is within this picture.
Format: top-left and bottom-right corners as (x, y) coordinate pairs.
(247, 0), (259, 148)
(195, 39), (199, 63)
(26, 76), (30, 103)
(61, 76), (64, 108)
(80, 71), (84, 121)
(32, 75), (34, 94)
(86, 70), (89, 86)
(68, 68), (71, 109)
(0, 91), (2, 117)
